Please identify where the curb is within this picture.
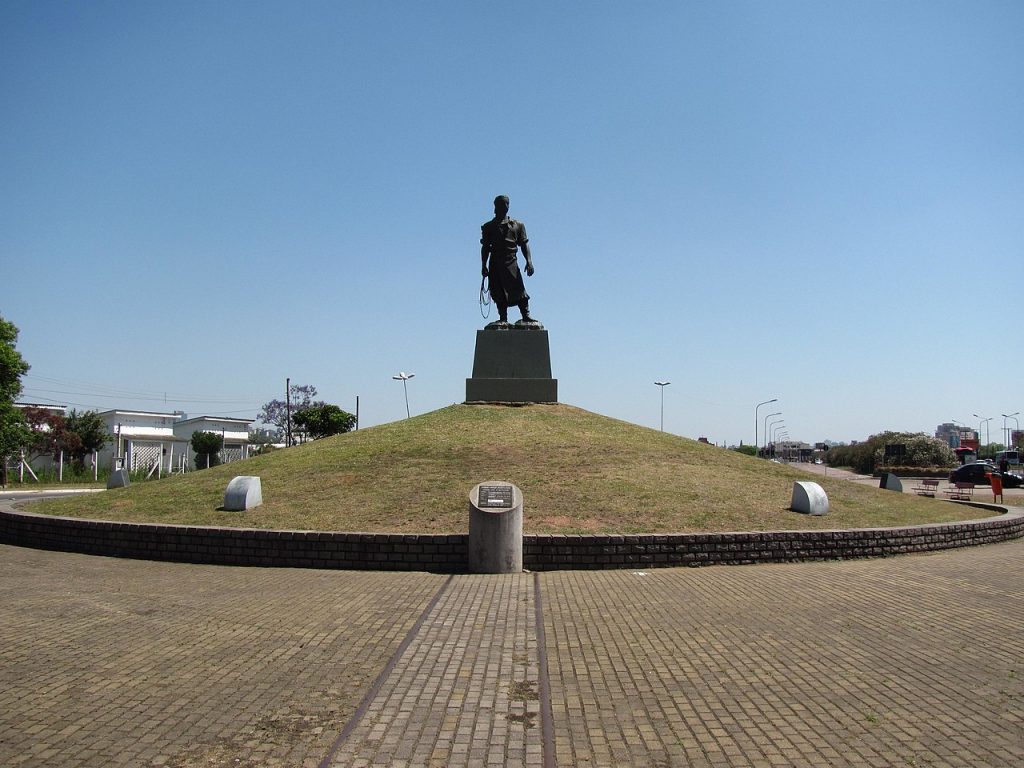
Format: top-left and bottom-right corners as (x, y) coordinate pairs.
(2, 503), (1022, 572)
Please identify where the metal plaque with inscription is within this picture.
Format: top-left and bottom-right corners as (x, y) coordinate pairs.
(478, 484), (514, 509)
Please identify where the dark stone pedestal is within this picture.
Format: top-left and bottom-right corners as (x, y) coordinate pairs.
(879, 473), (903, 492)
(466, 329), (558, 403)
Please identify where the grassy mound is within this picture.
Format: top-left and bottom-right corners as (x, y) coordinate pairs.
(28, 404), (983, 533)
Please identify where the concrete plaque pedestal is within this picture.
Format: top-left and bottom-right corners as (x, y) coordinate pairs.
(468, 480), (523, 573)
(465, 329), (557, 404)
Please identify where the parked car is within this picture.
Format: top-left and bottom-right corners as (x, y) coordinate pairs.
(997, 471), (1023, 488)
(948, 462), (1023, 488)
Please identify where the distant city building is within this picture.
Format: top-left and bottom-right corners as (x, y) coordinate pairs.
(935, 423), (978, 450)
(772, 440), (813, 462)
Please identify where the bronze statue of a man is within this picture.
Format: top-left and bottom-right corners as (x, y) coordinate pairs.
(480, 195), (538, 327)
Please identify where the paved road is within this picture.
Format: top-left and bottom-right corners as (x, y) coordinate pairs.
(795, 462), (1024, 502)
(0, 489), (105, 502)
(2, 540), (1022, 767)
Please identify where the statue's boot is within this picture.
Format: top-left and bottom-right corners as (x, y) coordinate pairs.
(518, 301), (534, 323)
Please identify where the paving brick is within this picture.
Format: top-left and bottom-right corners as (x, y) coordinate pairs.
(2, 539), (1024, 766)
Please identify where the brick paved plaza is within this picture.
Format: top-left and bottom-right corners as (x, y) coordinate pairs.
(1, 540), (1022, 767)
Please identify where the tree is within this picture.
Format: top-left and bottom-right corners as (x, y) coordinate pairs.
(978, 443), (1006, 461)
(257, 383), (318, 444)
(0, 315), (32, 486)
(292, 403), (357, 440)
(22, 405), (65, 463)
(191, 430), (223, 470)
(61, 409), (109, 469)
(826, 431), (955, 474)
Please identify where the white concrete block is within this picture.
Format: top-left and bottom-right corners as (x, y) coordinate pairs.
(791, 481), (829, 515)
(224, 476), (263, 511)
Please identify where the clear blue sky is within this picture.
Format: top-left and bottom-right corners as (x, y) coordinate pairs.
(2, 1), (1022, 447)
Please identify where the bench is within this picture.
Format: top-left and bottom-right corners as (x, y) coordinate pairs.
(944, 482), (974, 501)
(912, 478), (940, 497)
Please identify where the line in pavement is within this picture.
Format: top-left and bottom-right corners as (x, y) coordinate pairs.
(317, 574), (455, 768)
(533, 572), (555, 768)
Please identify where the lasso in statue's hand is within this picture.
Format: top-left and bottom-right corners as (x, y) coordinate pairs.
(479, 274), (491, 319)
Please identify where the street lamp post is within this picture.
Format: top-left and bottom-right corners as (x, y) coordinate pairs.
(1003, 412), (1020, 448)
(392, 371), (415, 419)
(767, 419), (784, 458)
(763, 411), (781, 454)
(973, 413), (992, 448)
(772, 423), (787, 444)
(655, 381), (671, 432)
(755, 398), (778, 453)
(775, 430), (790, 460)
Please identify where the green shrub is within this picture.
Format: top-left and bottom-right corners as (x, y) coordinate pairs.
(191, 431), (223, 470)
(827, 432), (955, 474)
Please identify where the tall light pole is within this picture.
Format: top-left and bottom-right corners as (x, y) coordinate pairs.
(655, 381), (671, 431)
(285, 377), (292, 446)
(772, 423), (787, 444)
(973, 413), (992, 447)
(767, 419), (784, 458)
(763, 411), (781, 453)
(755, 398), (778, 452)
(775, 430), (790, 460)
(1003, 412), (1020, 448)
(393, 371), (415, 419)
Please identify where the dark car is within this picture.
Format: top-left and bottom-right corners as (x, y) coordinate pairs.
(949, 462), (1023, 488)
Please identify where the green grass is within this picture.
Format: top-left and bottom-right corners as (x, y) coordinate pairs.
(25, 403), (990, 534)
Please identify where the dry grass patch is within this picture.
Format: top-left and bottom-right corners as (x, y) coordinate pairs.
(27, 403), (989, 534)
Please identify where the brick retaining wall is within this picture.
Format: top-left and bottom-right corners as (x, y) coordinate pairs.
(1, 505), (1022, 572)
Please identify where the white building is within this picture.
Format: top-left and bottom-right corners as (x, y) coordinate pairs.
(14, 402), (68, 420)
(97, 410), (185, 474)
(97, 410), (253, 474)
(9, 404), (254, 479)
(173, 415), (254, 465)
